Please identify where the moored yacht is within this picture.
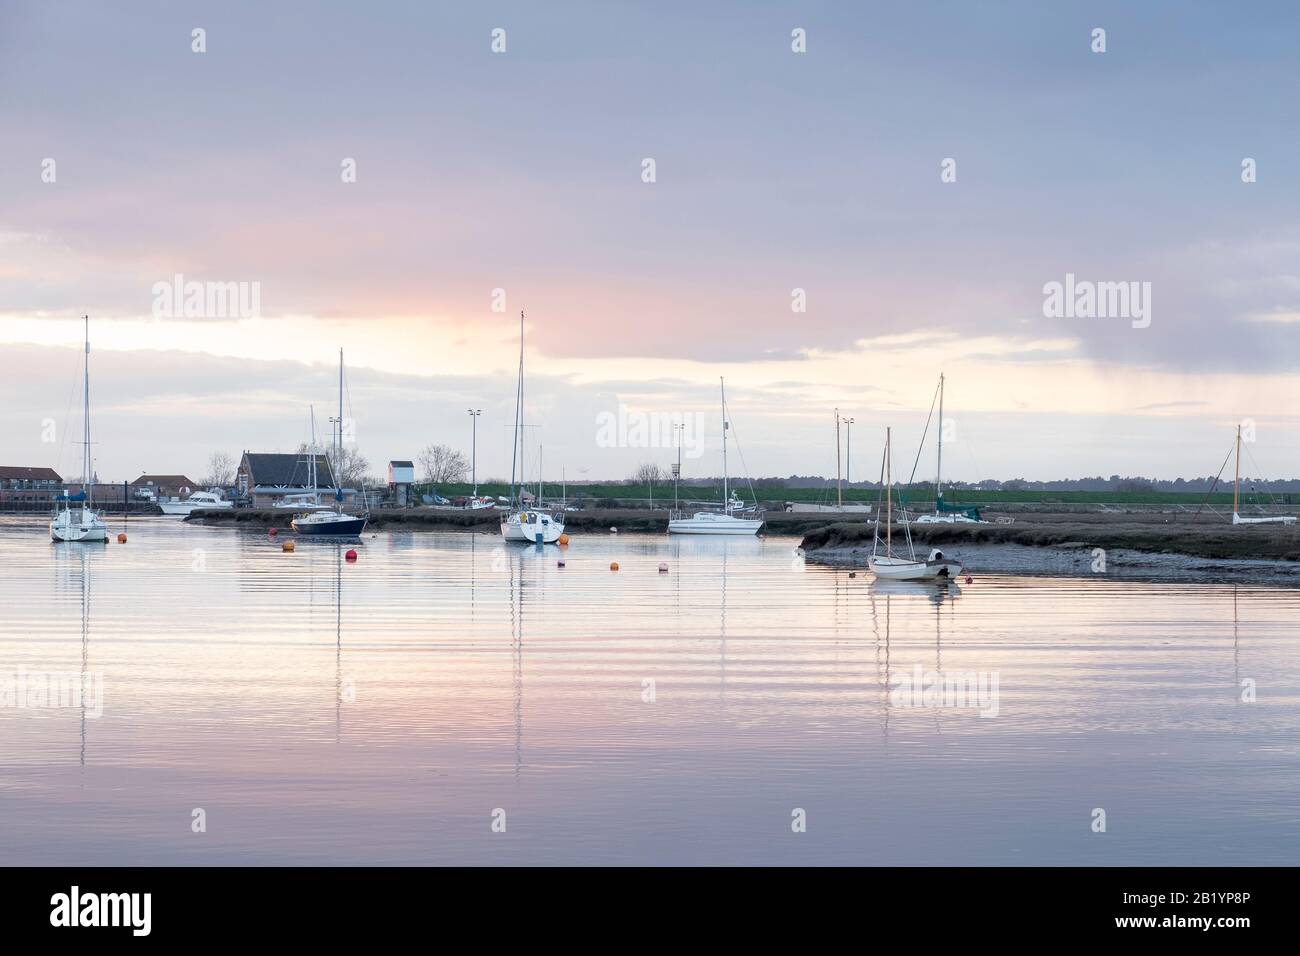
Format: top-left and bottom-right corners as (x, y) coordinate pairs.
(291, 349), (368, 538)
(668, 379), (764, 536)
(51, 316), (109, 543)
(500, 311), (566, 544)
(912, 374), (988, 525)
(1227, 425), (1296, 525)
(868, 427), (963, 581)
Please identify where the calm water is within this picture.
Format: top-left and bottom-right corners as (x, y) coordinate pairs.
(1, 516), (1297, 865)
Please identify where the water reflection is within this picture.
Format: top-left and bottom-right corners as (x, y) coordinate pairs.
(2, 518), (1299, 865)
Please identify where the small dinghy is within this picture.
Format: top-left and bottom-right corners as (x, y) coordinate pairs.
(867, 427), (963, 582)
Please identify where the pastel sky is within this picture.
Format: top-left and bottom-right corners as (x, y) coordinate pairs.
(2, 1), (1298, 484)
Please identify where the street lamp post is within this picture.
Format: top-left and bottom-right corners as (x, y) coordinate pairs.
(835, 408), (842, 509)
(467, 409), (481, 496)
(673, 422), (684, 512)
(844, 417), (855, 489)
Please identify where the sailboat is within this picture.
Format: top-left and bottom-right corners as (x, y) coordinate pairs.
(1229, 425), (1296, 525)
(292, 349), (368, 536)
(869, 427), (962, 580)
(501, 311), (565, 544)
(668, 378), (764, 535)
(51, 316), (109, 543)
(914, 374), (987, 525)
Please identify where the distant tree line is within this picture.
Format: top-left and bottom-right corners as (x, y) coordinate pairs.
(781, 474), (1300, 492)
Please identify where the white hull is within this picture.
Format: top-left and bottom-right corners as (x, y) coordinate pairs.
(869, 550), (962, 581)
(51, 508), (109, 543)
(1232, 512), (1297, 525)
(159, 493), (233, 515)
(914, 513), (987, 525)
(668, 512), (764, 535)
(501, 511), (565, 543)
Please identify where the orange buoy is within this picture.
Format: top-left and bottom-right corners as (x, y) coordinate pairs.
(345, 549), (358, 561)
(282, 540), (295, 552)
(658, 562), (668, 573)
(117, 533), (127, 544)
(558, 533), (569, 546)
(610, 561), (619, 571)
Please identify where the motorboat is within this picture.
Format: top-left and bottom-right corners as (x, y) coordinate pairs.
(159, 490), (234, 515)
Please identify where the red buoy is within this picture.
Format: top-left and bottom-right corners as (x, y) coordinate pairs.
(345, 549), (358, 561)
(964, 575), (973, 584)
(268, 528), (278, 537)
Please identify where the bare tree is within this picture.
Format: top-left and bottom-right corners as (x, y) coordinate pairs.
(297, 442), (368, 489)
(418, 444), (469, 483)
(630, 463), (662, 485)
(329, 445), (370, 489)
(203, 451), (235, 488)
(631, 462), (662, 508)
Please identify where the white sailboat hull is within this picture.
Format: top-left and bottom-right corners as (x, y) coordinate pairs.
(869, 552), (962, 581)
(50, 508), (109, 543)
(1233, 512), (1297, 525)
(502, 511), (565, 543)
(668, 512), (764, 535)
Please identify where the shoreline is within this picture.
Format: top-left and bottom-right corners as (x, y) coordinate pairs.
(803, 541), (1300, 584)
(798, 516), (1300, 584)
(184, 507), (875, 536)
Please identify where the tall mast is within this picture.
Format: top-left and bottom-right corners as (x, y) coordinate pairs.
(835, 408), (842, 509)
(519, 312), (525, 500)
(1234, 424), (1241, 515)
(885, 427), (892, 556)
(309, 405), (318, 492)
(83, 315), (92, 509)
(720, 377), (728, 510)
(509, 311), (524, 507)
(935, 373), (945, 511)
(337, 348), (343, 499)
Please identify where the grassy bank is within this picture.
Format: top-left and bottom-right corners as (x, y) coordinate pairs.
(422, 481), (1293, 509)
(799, 514), (1300, 562)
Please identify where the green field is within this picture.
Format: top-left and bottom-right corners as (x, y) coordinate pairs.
(416, 481), (1293, 508)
